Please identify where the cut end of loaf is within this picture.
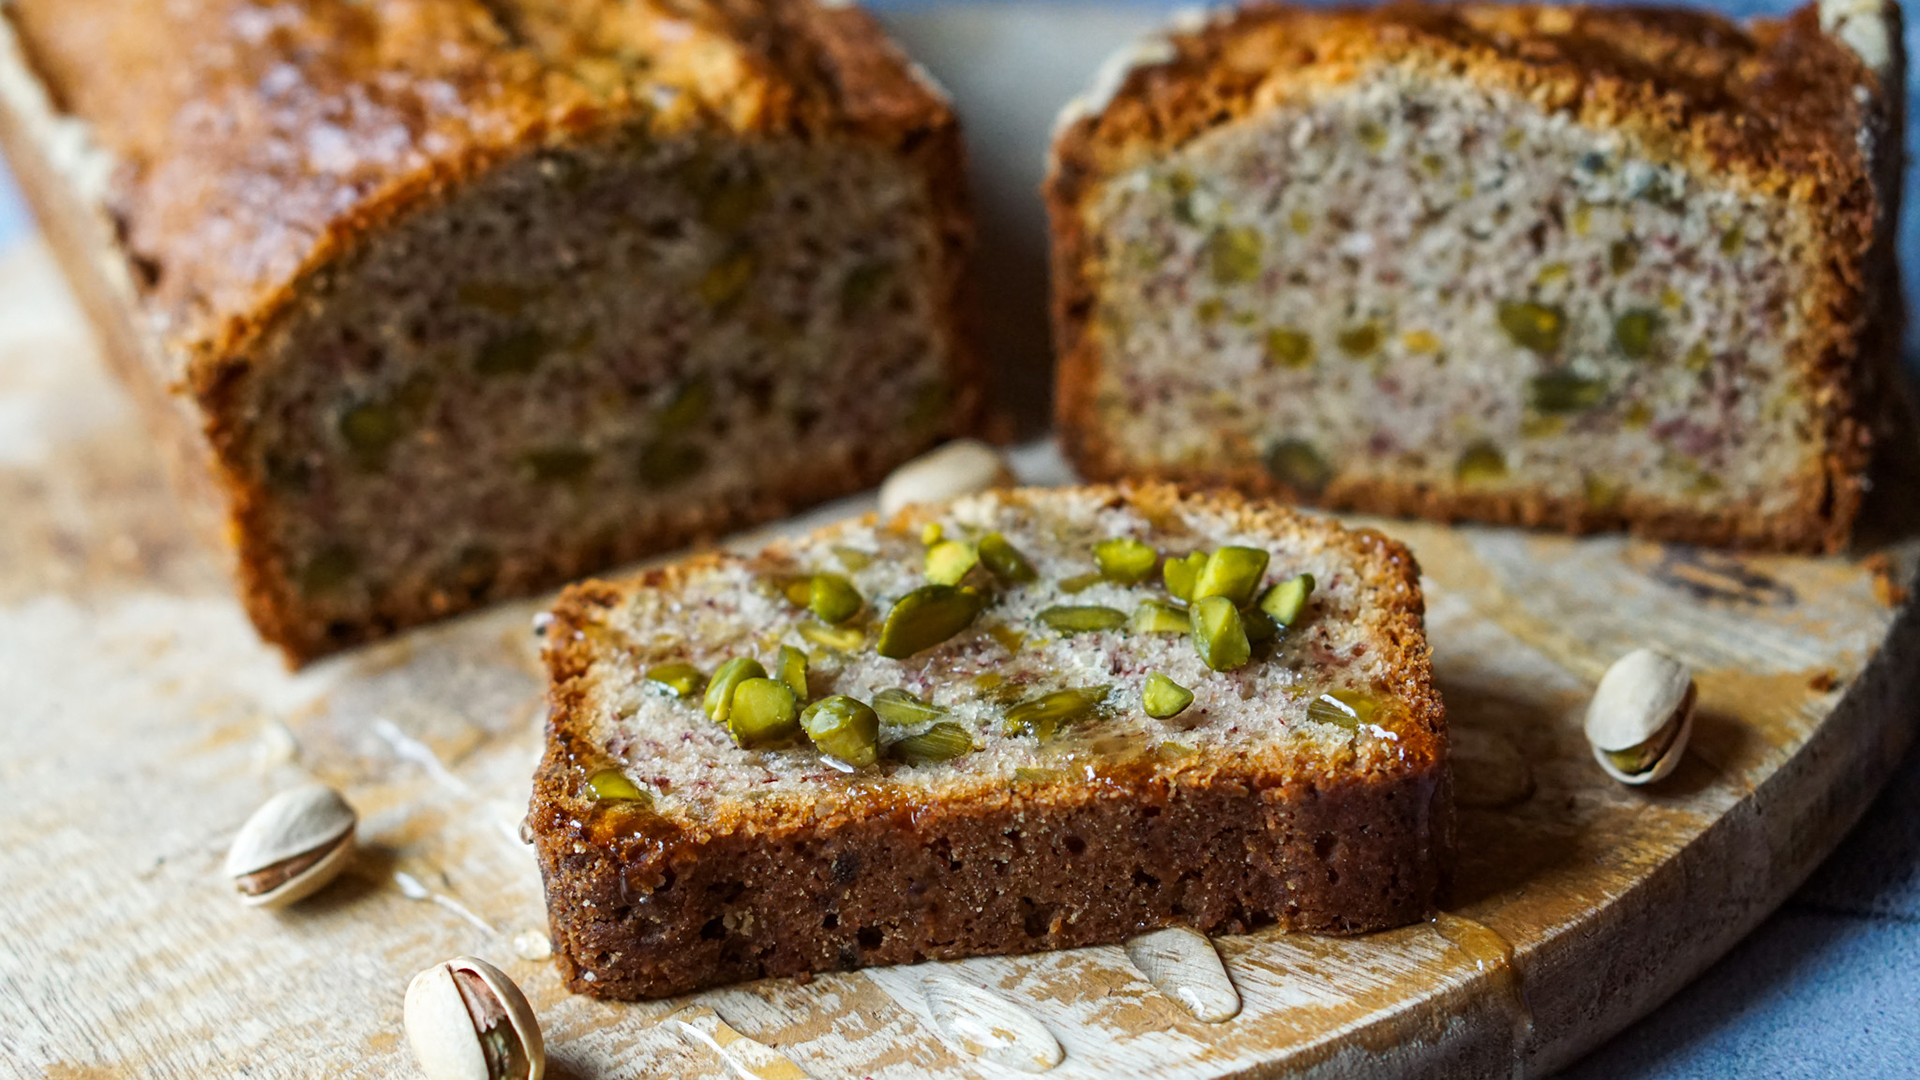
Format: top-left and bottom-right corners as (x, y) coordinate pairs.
(529, 483), (1449, 998)
(230, 127), (970, 659)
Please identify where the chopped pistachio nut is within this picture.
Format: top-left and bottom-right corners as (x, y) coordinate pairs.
(1059, 571), (1105, 594)
(1266, 439), (1333, 495)
(1528, 372), (1608, 414)
(1013, 767), (1065, 784)
(1265, 327), (1314, 369)
(1258, 574), (1316, 627)
(1093, 537), (1158, 584)
(299, 545), (358, 596)
(1535, 262), (1570, 286)
(840, 262), (893, 317)
(876, 585), (984, 659)
(1335, 321), (1384, 359)
(921, 522), (944, 546)
(657, 377), (712, 435)
(339, 401), (405, 469)
(775, 645), (810, 701)
(1307, 688), (1378, 730)
(476, 328), (549, 376)
(1004, 686), (1112, 739)
(1037, 605), (1127, 634)
(699, 250), (756, 310)
(1402, 330), (1442, 355)
(777, 576), (815, 607)
(978, 533), (1038, 583)
(703, 657), (768, 726)
(1207, 226), (1263, 285)
(1497, 301), (1566, 354)
(1719, 225), (1744, 255)
(1613, 310), (1659, 359)
(888, 722), (977, 766)
(639, 440), (706, 486)
(1193, 546), (1270, 607)
(1609, 239), (1639, 275)
(987, 624), (1027, 654)
(1189, 596), (1252, 672)
(1584, 473), (1626, 509)
(832, 545), (874, 572)
(521, 446), (596, 485)
(871, 688), (949, 726)
(1142, 673), (1194, 720)
(1163, 552), (1208, 602)
(727, 678), (800, 748)
(807, 573), (864, 625)
(800, 696), (880, 768)
(925, 540), (979, 585)
(645, 662), (705, 698)
(798, 621), (865, 652)
(1242, 606), (1279, 644)
(1130, 599), (1191, 634)
(586, 768), (650, 803)
(1455, 440), (1509, 483)
(1355, 119), (1388, 150)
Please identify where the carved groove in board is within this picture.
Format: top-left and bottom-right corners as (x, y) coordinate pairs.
(921, 974), (1065, 1073)
(1125, 927), (1242, 1022)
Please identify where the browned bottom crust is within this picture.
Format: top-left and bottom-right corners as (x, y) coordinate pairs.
(531, 729), (1447, 1000)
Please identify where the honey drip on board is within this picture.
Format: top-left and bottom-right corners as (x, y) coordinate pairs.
(1432, 913), (1533, 1078)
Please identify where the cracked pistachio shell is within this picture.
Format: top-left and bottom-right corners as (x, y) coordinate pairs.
(1585, 648), (1696, 785)
(877, 440), (1013, 518)
(222, 783), (357, 909)
(404, 955), (545, 1080)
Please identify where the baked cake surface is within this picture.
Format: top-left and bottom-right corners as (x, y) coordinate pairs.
(530, 483), (1449, 999)
(1047, 0), (1906, 552)
(0, 0), (977, 661)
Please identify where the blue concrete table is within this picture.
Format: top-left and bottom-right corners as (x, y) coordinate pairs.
(0, 0), (1914, 1071)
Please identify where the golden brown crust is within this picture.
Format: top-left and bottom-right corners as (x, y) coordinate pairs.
(1046, 1), (1900, 553)
(1, 0), (980, 662)
(529, 483), (1451, 999)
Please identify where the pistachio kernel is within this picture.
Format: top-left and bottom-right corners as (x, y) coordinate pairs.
(1265, 327), (1314, 369)
(871, 688), (949, 726)
(521, 446), (596, 485)
(1242, 606), (1279, 644)
(1456, 440), (1509, 483)
(877, 585), (985, 659)
(1207, 226), (1264, 285)
(978, 533), (1038, 583)
(1193, 546), (1270, 607)
(1163, 551), (1208, 602)
(699, 249), (756, 311)
(1004, 686), (1112, 739)
(1189, 596), (1252, 672)
(645, 662), (705, 698)
(800, 696), (880, 768)
(1528, 372), (1608, 414)
(1257, 574), (1316, 627)
(1335, 321), (1384, 359)
(1130, 599), (1191, 634)
(1143, 673), (1195, 720)
(807, 573), (864, 625)
(727, 678), (801, 748)
(299, 545), (359, 597)
(1093, 537), (1158, 584)
(586, 768), (650, 803)
(1307, 689), (1379, 730)
(1059, 571), (1105, 594)
(798, 622), (865, 652)
(832, 545), (874, 572)
(703, 656), (768, 725)
(775, 645), (810, 701)
(1497, 300), (1566, 354)
(1609, 239), (1639, 275)
(840, 261), (893, 317)
(887, 721), (978, 766)
(639, 440), (706, 486)
(925, 540), (980, 586)
(476, 328), (549, 376)
(1613, 310), (1659, 360)
(1265, 439), (1333, 495)
(339, 401), (404, 468)
(1037, 605), (1128, 634)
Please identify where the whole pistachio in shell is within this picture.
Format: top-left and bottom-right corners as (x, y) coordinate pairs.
(1585, 648), (1696, 785)
(222, 782), (357, 908)
(877, 439), (1013, 518)
(405, 956), (546, 1080)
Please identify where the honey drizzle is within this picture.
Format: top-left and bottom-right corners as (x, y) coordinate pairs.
(1431, 913), (1533, 1077)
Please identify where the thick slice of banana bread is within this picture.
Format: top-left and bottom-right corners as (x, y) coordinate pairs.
(529, 483), (1448, 999)
(0, 0), (977, 663)
(1048, 0), (1905, 553)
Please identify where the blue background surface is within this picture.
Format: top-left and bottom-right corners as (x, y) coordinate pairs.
(0, 1), (1914, 1074)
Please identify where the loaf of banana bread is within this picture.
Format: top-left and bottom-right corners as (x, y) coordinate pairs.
(1047, 0), (1905, 552)
(529, 483), (1449, 999)
(0, 0), (978, 662)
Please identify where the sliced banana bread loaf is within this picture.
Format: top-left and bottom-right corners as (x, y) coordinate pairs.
(0, 0), (977, 662)
(1048, 0), (1905, 552)
(530, 483), (1448, 999)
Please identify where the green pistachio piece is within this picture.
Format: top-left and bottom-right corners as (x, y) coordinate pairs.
(1193, 546), (1270, 607)
(876, 585), (985, 659)
(657, 377), (712, 435)
(1528, 372), (1608, 414)
(832, 546), (874, 572)
(1613, 310), (1659, 359)
(921, 522), (944, 546)
(978, 533), (1038, 583)
(1142, 673), (1194, 719)
(1036, 605), (1128, 634)
(800, 695), (880, 768)
(298, 545), (358, 597)
(1093, 538), (1158, 584)
(699, 250), (756, 311)
(1497, 301), (1566, 354)
(887, 721), (978, 766)
(807, 573), (864, 625)
(339, 402), (404, 468)
(840, 261), (893, 317)
(1207, 226), (1263, 285)
(1163, 552), (1207, 601)
(639, 440), (707, 486)
(1265, 327), (1314, 369)
(1265, 439), (1333, 495)
(1130, 599), (1191, 634)
(798, 621), (865, 652)
(476, 328), (549, 376)
(1189, 595), (1252, 672)
(1003, 686), (1112, 739)
(1336, 322), (1383, 359)
(521, 446), (596, 485)
(871, 688), (949, 726)
(1059, 571), (1105, 594)
(645, 662), (706, 698)
(586, 768), (650, 803)
(777, 577), (814, 607)
(1456, 440), (1508, 483)
(1013, 767), (1066, 784)
(925, 540), (979, 585)
(1258, 574), (1316, 627)
(1609, 239), (1639, 275)
(703, 657), (768, 725)
(1307, 688), (1379, 730)
(775, 645), (810, 701)
(1242, 606), (1279, 644)
(727, 678), (800, 748)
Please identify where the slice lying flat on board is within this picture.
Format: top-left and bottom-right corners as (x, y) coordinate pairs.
(527, 483), (1449, 999)
(1047, 0), (1907, 552)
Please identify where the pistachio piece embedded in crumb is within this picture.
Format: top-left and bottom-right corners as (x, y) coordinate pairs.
(871, 688), (948, 726)
(727, 678), (801, 748)
(645, 662), (705, 697)
(877, 585), (984, 659)
(1189, 596), (1252, 672)
(1004, 686), (1112, 739)
(703, 657), (767, 725)
(1037, 605), (1128, 634)
(887, 722), (978, 766)
(1093, 537), (1159, 584)
(978, 533), (1039, 583)
(586, 768), (651, 803)
(1143, 673), (1195, 719)
(801, 696), (880, 768)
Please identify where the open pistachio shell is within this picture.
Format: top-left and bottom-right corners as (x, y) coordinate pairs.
(1584, 648), (1696, 785)
(222, 783), (357, 909)
(404, 955), (545, 1080)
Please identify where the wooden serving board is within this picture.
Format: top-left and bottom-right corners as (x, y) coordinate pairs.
(1, 235), (1917, 1079)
